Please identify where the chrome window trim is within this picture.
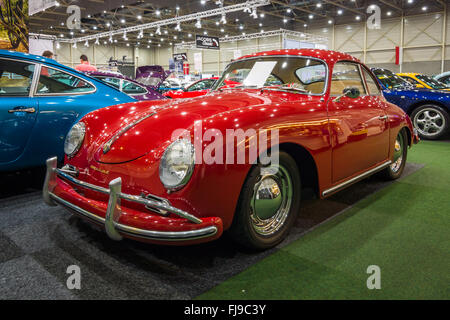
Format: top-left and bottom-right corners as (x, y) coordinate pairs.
(0, 56), (39, 98)
(33, 64), (97, 97)
(213, 55), (330, 97)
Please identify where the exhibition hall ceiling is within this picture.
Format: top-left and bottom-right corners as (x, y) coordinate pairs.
(30, 0), (449, 46)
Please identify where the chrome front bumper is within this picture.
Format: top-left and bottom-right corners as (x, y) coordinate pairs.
(43, 157), (218, 242)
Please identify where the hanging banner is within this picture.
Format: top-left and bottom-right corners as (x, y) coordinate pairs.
(29, 0), (57, 16)
(196, 35), (220, 50)
(173, 53), (188, 61)
(194, 52), (202, 73)
(395, 46), (403, 65)
(233, 49), (242, 60)
(1, 0), (29, 52)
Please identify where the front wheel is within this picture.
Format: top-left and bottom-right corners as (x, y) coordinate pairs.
(228, 152), (301, 250)
(380, 129), (408, 180)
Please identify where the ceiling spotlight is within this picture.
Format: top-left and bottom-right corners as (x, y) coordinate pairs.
(220, 13), (227, 24)
(203, 31), (208, 35)
(84, 40), (89, 47)
(123, 31), (128, 40)
(195, 18), (202, 28)
(155, 9), (161, 16)
(109, 34), (113, 43)
(250, 8), (258, 19)
(156, 26), (161, 35)
(72, 42), (77, 48)
(137, 15), (142, 20)
(337, 9), (343, 15)
(106, 22), (111, 27)
(56, 42), (60, 49)
(95, 38), (100, 45)
(120, 19), (125, 24)
(286, 8), (291, 13)
(138, 29), (144, 38)
(175, 22), (182, 31)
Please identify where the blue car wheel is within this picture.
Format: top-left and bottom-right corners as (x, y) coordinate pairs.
(411, 104), (449, 140)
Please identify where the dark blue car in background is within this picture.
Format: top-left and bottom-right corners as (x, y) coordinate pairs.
(0, 50), (135, 172)
(372, 68), (450, 140)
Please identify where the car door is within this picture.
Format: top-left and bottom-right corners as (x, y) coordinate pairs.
(0, 57), (39, 164)
(328, 62), (390, 183)
(30, 65), (98, 164)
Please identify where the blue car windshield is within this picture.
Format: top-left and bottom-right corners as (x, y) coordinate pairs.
(373, 71), (411, 90)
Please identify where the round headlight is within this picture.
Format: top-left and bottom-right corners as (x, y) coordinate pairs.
(159, 139), (195, 190)
(64, 122), (86, 157)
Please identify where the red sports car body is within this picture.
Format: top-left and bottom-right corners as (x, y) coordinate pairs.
(43, 49), (419, 249)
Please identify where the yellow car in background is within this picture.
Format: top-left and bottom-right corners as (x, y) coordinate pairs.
(397, 73), (450, 91)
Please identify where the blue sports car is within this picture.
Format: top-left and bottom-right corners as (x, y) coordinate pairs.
(0, 50), (134, 172)
(372, 68), (450, 140)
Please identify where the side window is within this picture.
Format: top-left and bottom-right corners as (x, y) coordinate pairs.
(330, 62), (367, 96)
(122, 80), (147, 94)
(0, 59), (35, 96)
(362, 68), (382, 96)
(96, 77), (120, 90)
(37, 67), (94, 95)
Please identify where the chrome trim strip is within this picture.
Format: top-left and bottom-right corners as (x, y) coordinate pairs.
(49, 193), (218, 241)
(102, 112), (156, 154)
(54, 163), (202, 224)
(322, 161), (392, 197)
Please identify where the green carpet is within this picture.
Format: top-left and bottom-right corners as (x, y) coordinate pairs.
(198, 141), (450, 300)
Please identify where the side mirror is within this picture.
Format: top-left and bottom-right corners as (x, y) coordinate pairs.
(334, 87), (361, 103)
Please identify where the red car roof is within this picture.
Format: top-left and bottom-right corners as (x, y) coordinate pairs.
(236, 49), (360, 65)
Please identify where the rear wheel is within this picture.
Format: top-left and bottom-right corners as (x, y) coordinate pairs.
(411, 105), (449, 140)
(228, 152), (301, 250)
(380, 129), (408, 180)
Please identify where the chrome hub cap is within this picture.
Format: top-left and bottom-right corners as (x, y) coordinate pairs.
(390, 134), (404, 173)
(250, 165), (293, 236)
(414, 108), (446, 138)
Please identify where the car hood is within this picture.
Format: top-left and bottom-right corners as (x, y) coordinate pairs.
(89, 89), (288, 164)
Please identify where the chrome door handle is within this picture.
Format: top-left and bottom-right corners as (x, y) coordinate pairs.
(379, 115), (388, 120)
(8, 107), (36, 113)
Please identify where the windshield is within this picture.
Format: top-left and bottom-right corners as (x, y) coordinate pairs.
(372, 70), (411, 90)
(416, 75), (448, 90)
(212, 56), (327, 95)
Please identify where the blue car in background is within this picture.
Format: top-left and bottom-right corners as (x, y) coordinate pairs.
(372, 68), (450, 140)
(0, 50), (134, 172)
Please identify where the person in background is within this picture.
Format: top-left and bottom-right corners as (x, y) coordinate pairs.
(42, 50), (54, 59)
(41, 51), (54, 76)
(75, 55), (97, 72)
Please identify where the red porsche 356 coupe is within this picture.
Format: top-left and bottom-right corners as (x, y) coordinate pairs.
(43, 49), (419, 250)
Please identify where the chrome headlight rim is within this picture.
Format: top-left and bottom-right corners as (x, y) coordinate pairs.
(64, 122), (86, 158)
(159, 139), (195, 191)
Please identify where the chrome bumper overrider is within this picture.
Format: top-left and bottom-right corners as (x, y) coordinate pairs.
(43, 157), (217, 242)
